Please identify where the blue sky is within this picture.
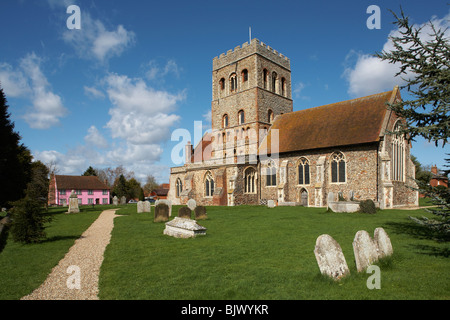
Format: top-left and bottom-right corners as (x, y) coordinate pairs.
(1, 0), (448, 184)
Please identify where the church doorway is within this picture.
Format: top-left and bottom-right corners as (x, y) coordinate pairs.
(300, 189), (308, 207)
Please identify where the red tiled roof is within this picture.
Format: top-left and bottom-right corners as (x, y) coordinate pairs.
(55, 175), (110, 190)
(259, 88), (399, 155)
(191, 132), (213, 163)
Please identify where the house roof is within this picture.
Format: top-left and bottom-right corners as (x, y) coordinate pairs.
(259, 88), (399, 155)
(55, 175), (110, 190)
(191, 131), (213, 163)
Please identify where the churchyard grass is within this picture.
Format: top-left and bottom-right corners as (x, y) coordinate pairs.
(0, 205), (118, 300)
(99, 205), (449, 300)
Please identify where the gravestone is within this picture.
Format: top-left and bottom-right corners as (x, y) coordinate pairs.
(137, 201), (151, 213)
(352, 230), (379, 272)
(154, 203), (169, 222)
(112, 196), (119, 206)
(374, 227), (393, 258)
(120, 196), (126, 205)
(327, 192), (335, 204)
(163, 217), (207, 238)
(67, 190), (80, 214)
(194, 206), (208, 220)
(178, 206), (192, 219)
(187, 199), (197, 211)
(314, 234), (350, 281)
(267, 200), (275, 208)
(155, 199), (172, 217)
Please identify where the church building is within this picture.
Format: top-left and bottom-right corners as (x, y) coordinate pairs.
(167, 39), (418, 209)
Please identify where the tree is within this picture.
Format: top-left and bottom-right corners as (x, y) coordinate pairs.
(376, 10), (450, 235)
(143, 174), (159, 195)
(376, 9), (449, 146)
(126, 178), (142, 200)
(0, 86), (32, 208)
(112, 174), (128, 199)
(10, 161), (51, 244)
(411, 154), (432, 185)
(82, 166), (97, 176)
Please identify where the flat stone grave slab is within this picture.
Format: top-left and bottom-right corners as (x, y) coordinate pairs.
(163, 217), (207, 238)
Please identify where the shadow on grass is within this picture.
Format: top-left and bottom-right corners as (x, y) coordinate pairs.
(40, 234), (81, 244)
(385, 220), (449, 257)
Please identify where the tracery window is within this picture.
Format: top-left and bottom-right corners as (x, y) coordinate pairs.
(298, 157), (310, 185)
(205, 171), (215, 197)
(331, 152), (346, 183)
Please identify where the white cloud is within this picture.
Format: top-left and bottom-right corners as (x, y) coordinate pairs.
(84, 125), (108, 148)
(84, 85), (105, 99)
(145, 59), (181, 81)
(19, 53), (68, 129)
(62, 12), (135, 63)
(0, 62), (31, 97)
(344, 11), (450, 97)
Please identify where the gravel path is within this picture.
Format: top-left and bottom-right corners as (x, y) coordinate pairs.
(21, 209), (121, 300)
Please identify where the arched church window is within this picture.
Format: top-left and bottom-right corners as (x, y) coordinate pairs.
(205, 171), (215, 197)
(266, 160), (277, 187)
(263, 69), (268, 89)
(331, 152), (346, 183)
(219, 78), (225, 91)
(392, 121), (405, 182)
(244, 167), (256, 194)
(298, 157), (310, 185)
(176, 178), (183, 198)
(268, 109), (274, 123)
(281, 77), (286, 96)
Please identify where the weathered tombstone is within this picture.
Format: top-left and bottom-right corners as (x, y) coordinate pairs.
(154, 203), (169, 222)
(163, 217), (207, 238)
(327, 192), (335, 204)
(120, 196), (126, 205)
(194, 206), (208, 220)
(187, 199), (197, 211)
(267, 200), (275, 208)
(352, 230), (379, 272)
(137, 201), (150, 213)
(314, 234), (350, 280)
(155, 199), (172, 217)
(348, 190), (355, 201)
(112, 196), (119, 206)
(67, 190), (80, 213)
(178, 206), (192, 219)
(374, 227), (393, 258)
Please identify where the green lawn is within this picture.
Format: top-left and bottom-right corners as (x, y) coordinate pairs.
(1, 204), (448, 300)
(0, 205), (117, 300)
(98, 205), (450, 300)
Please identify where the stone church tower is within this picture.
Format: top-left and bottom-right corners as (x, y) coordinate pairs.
(210, 39), (293, 162)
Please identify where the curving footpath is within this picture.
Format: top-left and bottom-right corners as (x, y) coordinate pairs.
(21, 209), (121, 300)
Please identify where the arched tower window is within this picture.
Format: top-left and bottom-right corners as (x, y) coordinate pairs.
(272, 72), (277, 93)
(268, 109), (274, 123)
(298, 157), (310, 185)
(392, 121), (405, 182)
(205, 171), (215, 197)
(244, 167), (256, 194)
(176, 178), (183, 198)
(219, 78), (225, 91)
(242, 69), (248, 82)
(222, 114), (229, 128)
(230, 73), (237, 92)
(331, 152), (346, 183)
(281, 77), (286, 96)
(238, 110), (245, 125)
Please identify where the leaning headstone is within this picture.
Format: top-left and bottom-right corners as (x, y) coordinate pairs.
(187, 199), (197, 211)
(120, 196), (126, 205)
(314, 234), (350, 281)
(352, 230), (379, 272)
(374, 227), (393, 258)
(267, 200), (275, 208)
(112, 196), (119, 206)
(155, 199), (172, 217)
(163, 217), (207, 238)
(194, 206), (208, 220)
(154, 203), (169, 222)
(178, 206), (192, 219)
(67, 190), (80, 214)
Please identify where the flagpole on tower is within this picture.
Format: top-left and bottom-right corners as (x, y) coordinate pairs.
(249, 26), (252, 43)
